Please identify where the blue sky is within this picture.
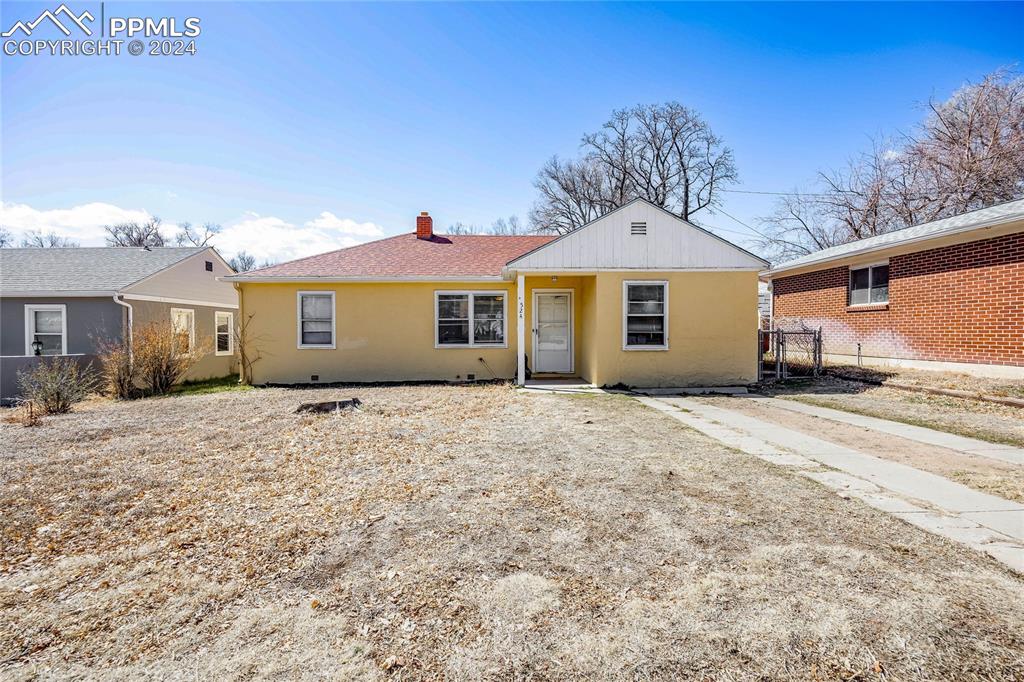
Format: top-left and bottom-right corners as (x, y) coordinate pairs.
(2, 1), (1022, 261)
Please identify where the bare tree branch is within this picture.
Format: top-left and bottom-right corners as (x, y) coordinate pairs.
(755, 68), (1024, 261)
(530, 102), (738, 233)
(105, 218), (166, 248)
(19, 231), (79, 248)
(175, 222), (221, 247)
(228, 251), (257, 272)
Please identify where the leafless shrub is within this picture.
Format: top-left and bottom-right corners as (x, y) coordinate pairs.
(234, 313), (265, 384)
(3, 401), (43, 427)
(96, 338), (138, 400)
(16, 356), (97, 414)
(134, 322), (209, 395)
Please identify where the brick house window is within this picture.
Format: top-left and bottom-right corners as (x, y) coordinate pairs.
(849, 263), (889, 305)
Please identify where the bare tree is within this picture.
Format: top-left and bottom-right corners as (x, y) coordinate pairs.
(530, 157), (610, 234)
(755, 192), (844, 260)
(175, 221), (221, 247)
(19, 230), (79, 248)
(105, 218), (167, 247)
(228, 251), (256, 272)
(530, 102), (739, 234)
(446, 222), (484, 235)
(910, 68), (1024, 214)
(756, 69), (1024, 261)
(490, 215), (529, 235)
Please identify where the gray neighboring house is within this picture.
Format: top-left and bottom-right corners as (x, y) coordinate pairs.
(0, 247), (238, 403)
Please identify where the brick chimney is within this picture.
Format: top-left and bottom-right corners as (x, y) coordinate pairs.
(416, 211), (433, 240)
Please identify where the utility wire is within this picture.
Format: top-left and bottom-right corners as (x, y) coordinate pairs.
(709, 207), (774, 242)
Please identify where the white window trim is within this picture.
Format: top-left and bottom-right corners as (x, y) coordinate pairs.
(622, 280), (669, 351)
(434, 290), (509, 349)
(24, 304), (67, 356)
(170, 308), (196, 353)
(848, 260), (890, 307)
(215, 311), (234, 356)
(296, 291), (336, 349)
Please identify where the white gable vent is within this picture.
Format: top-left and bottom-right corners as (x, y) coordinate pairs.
(630, 221), (647, 235)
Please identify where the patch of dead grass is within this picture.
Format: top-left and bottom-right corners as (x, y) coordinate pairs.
(1, 383), (1023, 679)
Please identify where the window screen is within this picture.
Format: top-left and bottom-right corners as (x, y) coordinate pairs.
(625, 283), (667, 348)
(849, 265), (889, 305)
(437, 293), (506, 346)
(299, 294), (334, 346)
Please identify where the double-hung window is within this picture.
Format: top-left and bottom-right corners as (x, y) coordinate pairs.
(435, 292), (506, 347)
(171, 308), (195, 354)
(215, 311), (234, 356)
(849, 263), (889, 306)
(297, 292), (335, 348)
(623, 281), (668, 350)
(24, 304), (66, 356)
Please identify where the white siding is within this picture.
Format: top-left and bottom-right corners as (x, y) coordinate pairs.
(509, 200), (766, 271)
(121, 249), (238, 307)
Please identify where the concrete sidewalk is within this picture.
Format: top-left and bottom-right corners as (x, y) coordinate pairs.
(636, 394), (1024, 573)
(749, 395), (1024, 466)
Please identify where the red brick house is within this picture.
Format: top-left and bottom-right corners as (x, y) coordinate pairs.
(764, 199), (1024, 379)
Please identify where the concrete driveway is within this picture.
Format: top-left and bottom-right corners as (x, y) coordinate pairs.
(636, 393), (1024, 573)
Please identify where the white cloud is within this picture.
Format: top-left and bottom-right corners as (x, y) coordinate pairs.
(213, 211), (385, 263)
(304, 211), (384, 237)
(0, 201), (154, 245)
(1, 201), (385, 264)
(882, 149), (904, 161)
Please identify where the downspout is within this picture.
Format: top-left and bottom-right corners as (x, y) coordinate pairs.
(233, 282), (246, 384)
(112, 293), (133, 361)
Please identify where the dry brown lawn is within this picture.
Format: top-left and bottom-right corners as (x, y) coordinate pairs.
(2, 384), (1024, 680)
(763, 376), (1024, 449)
(823, 364), (1024, 399)
(696, 395), (1024, 504)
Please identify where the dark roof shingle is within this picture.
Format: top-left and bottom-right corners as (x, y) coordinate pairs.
(0, 247), (205, 294)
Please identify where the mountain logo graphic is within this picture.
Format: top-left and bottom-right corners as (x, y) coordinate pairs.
(2, 4), (95, 37)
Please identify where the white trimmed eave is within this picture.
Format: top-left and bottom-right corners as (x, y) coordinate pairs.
(764, 214), (1024, 279)
(221, 275), (509, 284)
(1, 289), (117, 297)
(503, 266), (764, 278)
(118, 292), (239, 309)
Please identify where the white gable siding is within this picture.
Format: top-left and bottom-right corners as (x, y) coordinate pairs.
(509, 201), (766, 271)
(121, 249), (238, 307)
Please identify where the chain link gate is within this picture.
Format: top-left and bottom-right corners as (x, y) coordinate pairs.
(758, 328), (822, 381)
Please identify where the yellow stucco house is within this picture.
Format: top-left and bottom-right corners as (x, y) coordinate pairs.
(223, 199), (768, 388)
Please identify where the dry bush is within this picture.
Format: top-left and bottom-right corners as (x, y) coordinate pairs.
(133, 322), (210, 395)
(16, 356), (97, 414)
(95, 338), (138, 400)
(2, 401), (42, 427)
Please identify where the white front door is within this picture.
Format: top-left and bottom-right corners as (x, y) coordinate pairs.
(533, 292), (573, 373)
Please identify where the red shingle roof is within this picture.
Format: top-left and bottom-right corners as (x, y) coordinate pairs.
(231, 233), (556, 279)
